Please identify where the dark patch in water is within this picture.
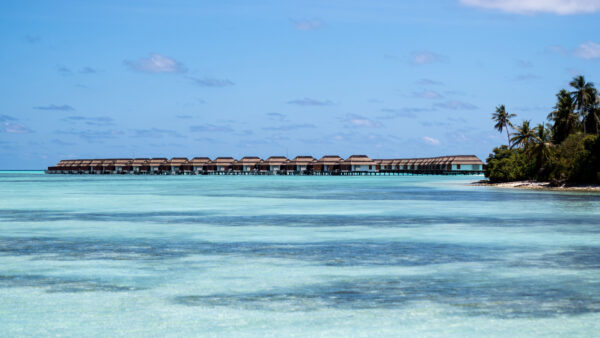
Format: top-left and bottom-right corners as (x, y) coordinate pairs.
(1, 210), (599, 233)
(0, 237), (507, 266)
(0, 274), (143, 293)
(173, 275), (600, 318)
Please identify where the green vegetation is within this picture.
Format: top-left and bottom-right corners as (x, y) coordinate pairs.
(485, 75), (600, 185)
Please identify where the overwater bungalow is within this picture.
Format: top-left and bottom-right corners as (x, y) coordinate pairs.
(167, 158), (189, 175)
(234, 156), (262, 173)
(190, 157), (211, 174)
(260, 156), (288, 174)
(114, 159), (132, 174)
(287, 156), (316, 174)
(314, 155), (343, 174)
(341, 155), (377, 173)
(148, 158), (168, 174)
(47, 154), (485, 175)
(131, 158), (150, 174)
(209, 157), (236, 174)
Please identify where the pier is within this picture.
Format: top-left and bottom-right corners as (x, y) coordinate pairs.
(46, 155), (484, 175)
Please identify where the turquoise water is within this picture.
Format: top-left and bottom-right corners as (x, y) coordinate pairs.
(1, 172), (600, 337)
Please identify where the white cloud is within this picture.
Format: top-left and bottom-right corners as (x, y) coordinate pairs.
(574, 41), (600, 59)
(2, 122), (31, 134)
(411, 51), (441, 65)
(460, 0), (600, 15)
(413, 90), (443, 99)
(344, 114), (382, 128)
(422, 136), (440, 145)
(125, 53), (186, 73)
(291, 19), (324, 31)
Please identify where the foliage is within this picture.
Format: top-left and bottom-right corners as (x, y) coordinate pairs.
(486, 75), (600, 185)
(484, 146), (531, 183)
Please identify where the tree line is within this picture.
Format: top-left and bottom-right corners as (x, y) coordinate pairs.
(485, 75), (600, 185)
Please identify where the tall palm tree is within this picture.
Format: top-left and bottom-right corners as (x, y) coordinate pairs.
(530, 123), (553, 175)
(492, 105), (516, 145)
(547, 89), (579, 144)
(583, 93), (600, 135)
(570, 75), (596, 133)
(510, 120), (536, 149)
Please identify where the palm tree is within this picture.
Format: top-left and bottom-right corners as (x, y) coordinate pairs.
(570, 75), (597, 133)
(530, 123), (553, 176)
(547, 89), (579, 144)
(492, 105), (516, 145)
(510, 120), (536, 149)
(583, 93), (600, 135)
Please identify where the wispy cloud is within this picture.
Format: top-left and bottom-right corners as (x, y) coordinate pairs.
(188, 77), (234, 87)
(378, 108), (427, 119)
(1, 115), (31, 134)
(57, 65), (72, 76)
(411, 51), (442, 65)
(291, 19), (324, 31)
(133, 128), (184, 138)
(413, 90), (443, 99)
(2, 122), (32, 134)
(515, 73), (541, 81)
(416, 78), (443, 86)
(0, 115), (17, 122)
(190, 124), (234, 133)
(263, 123), (316, 131)
(287, 98), (334, 106)
(24, 35), (41, 44)
(459, 0), (600, 14)
(574, 41), (600, 60)
(54, 129), (123, 142)
(125, 53), (187, 73)
(343, 114), (382, 128)
(79, 67), (97, 74)
(266, 112), (288, 122)
(422, 136), (440, 145)
(34, 104), (74, 111)
(516, 59), (533, 68)
(175, 115), (194, 119)
(434, 100), (478, 110)
(62, 116), (115, 126)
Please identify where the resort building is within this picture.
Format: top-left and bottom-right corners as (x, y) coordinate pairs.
(234, 157), (262, 173)
(209, 157), (236, 173)
(314, 155), (343, 174)
(287, 156), (316, 174)
(341, 155), (377, 172)
(47, 154), (485, 175)
(261, 156), (288, 174)
(190, 157), (211, 174)
(132, 158), (150, 174)
(148, 158), (168, 174)
(167, 158), (189, 175)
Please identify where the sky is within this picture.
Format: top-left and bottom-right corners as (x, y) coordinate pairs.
(1, 0), (599, 169)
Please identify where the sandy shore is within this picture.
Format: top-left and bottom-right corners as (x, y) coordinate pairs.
(472, 180), (600, 192)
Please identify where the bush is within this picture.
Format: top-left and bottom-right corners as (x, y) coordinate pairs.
(484, 146), (531, 183)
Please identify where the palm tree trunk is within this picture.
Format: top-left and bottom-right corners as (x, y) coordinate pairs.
(506, 127), (511, 146)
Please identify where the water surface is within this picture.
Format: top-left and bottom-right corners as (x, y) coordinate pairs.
(1, 172), (599, 336)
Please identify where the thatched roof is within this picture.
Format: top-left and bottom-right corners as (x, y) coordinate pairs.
(289, 156), (316, 165)
(148, 158), (168, 166)
(212, 157), (236, 165)
(343, 155), (376, 165)
(264, 156), (289, 165)
(190, 157), (211, 165)
(317, 155), (342, 165)
(168, 157), (189, 165)
(237, 156), (262, 164)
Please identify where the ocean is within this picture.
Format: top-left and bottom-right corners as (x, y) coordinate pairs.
(1, 171), (599, 337)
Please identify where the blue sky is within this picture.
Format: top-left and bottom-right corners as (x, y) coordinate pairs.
(1, 0), (599, 169)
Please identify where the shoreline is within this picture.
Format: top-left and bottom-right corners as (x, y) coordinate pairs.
(472, 180), (600, 192)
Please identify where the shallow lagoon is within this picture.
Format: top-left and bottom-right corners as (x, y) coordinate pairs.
(1, 172), (599, 336)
